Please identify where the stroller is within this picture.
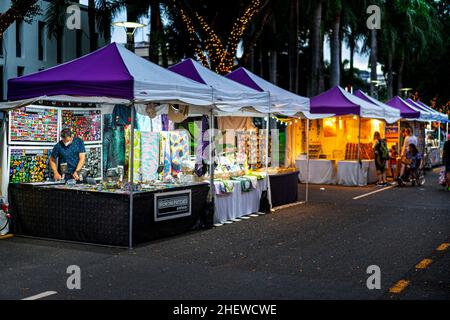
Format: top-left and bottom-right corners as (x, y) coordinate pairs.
(397, 156), (426, 187)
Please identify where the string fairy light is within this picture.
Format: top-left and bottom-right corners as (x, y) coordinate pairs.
(174, 0), (261, 74)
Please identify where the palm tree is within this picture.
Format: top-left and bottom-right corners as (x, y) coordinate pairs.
(288, 0), (299, 93)
(329, 0), (341, 87)
(310, 0), (323, 95)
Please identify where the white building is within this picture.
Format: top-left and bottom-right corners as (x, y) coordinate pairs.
(0, 0), (107, 101)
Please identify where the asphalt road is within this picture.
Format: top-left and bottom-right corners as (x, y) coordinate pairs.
(0, 168), (449, 300)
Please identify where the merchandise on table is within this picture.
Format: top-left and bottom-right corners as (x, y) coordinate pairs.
(61, 109), (102, 143)
(9, 148), (52, 183)
(9, 107), (58, 144)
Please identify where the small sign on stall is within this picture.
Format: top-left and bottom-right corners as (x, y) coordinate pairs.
(154, 190), (191, 222)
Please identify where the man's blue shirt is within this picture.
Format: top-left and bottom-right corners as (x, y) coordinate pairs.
(51, 137), (86, 174)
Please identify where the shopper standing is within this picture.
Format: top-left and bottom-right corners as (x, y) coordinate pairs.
(443, 135), (450, 191)
(373, 131), (389, 186)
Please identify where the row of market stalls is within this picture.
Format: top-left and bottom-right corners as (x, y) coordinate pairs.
(0, 42), (447, 247)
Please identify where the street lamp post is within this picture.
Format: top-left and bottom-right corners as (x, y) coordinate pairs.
(112, 21), (146, 52)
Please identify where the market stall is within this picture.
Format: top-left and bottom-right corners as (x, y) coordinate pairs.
(226, 67), (313, 205)
(2, 42), (218, 247)
(297, 86), (401, 186)
(169, 60), (273, 224)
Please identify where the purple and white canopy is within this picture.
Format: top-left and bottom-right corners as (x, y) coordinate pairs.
(6, 43), (214, 107)
(353, 90), (401, 124)
(310, 86), (386, 120)
(169, 59), (269, 114)
(226, 67), (315, 118)
(385, 96), (421, 120)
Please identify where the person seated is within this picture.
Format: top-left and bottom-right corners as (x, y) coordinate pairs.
(398, 144), (422, 183)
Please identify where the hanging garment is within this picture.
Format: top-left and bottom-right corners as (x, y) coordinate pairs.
(195, 115), (210, 177)
(109, 126), (125, 171)
(125, 126), (141, 182)
(160, 132), (172, 177)
(170, 130), (190, 176)
(141, 132), (160, 181)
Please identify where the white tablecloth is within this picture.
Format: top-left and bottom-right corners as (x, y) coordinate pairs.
(337, 160), (377, 186)
(214, 178), (268, 224)
(296, 159), (337, 184)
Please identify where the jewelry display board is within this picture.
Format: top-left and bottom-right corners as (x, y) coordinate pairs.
(8, 106), (59, 145)
(61, 109), (102, 144)
(85, 145), (103, 180)
(8, 147), (53, 183)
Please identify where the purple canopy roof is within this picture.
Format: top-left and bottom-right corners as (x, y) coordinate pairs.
(310, 86), (360, 115)
(225, 67), (264, 92)
(385, 96), (421, 119)
(8, 43), (134, 101)
(168, 59), (207, 85)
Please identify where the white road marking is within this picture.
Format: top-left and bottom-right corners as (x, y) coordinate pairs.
(22, 291), (57, 300)
(353, 186), (394, 200)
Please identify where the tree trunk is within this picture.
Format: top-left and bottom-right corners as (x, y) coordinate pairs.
(318, 25), (325, 93)
(397, 50), (405, 96)
(269, 16), (277, 85)
(369, 29), (377, 97)
(349, 32), (355, 87)
(310, 0), (322, 95)
(387, 51), (394, 99)
(288, 0), (299, 93)
(88, 0), (97, 52)
(149, 1), (161, 63)
(330, 10), (341, 87)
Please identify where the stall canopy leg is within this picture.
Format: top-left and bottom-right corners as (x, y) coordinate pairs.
(265, 112), (272, 210)
(357, 115), (361, 186)
(128, 102), (135, 250)
(306, 119), (310, 203)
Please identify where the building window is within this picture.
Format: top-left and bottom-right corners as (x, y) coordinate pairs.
(17, 66), (24, 77)
(76, 29), (82, 58)
(56, 27), (63, 63)
(16, 21), (23, 58)
(38, 21), (46, 61)
(0, 65), (3, 101)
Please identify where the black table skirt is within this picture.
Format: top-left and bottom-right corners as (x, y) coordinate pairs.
(269, 171), (299, 207)
(8, 183), (210, 247)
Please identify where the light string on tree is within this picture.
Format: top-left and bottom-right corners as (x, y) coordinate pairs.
(175, 0), (261, 74)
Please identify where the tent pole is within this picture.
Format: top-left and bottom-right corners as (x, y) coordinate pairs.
(357, 116), (361, 186)
(266, 92), (272, 210)
(128, 101), (135, 250)
(306, 119), (310, 202)
(209, 109), (214, 203)
(438, 121), (441, 148)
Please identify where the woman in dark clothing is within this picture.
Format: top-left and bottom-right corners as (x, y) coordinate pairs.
(443, 135), (450, 190)
(373, 131), (388, 186)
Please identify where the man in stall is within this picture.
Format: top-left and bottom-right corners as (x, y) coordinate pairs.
(49, 128), (86, 181)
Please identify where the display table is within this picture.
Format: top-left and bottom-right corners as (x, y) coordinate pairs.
(296, 159), (336, 184)
(8, 182), (210, 247)
(214, 178), (268, 224)
(269, 171), (299, 207)
(337, 160), (377, 186)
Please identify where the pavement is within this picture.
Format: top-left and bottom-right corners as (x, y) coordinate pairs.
(0, 168), (449, 300)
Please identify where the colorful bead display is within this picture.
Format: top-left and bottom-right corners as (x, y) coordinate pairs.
(9, 149), (52, 183)
(9, 107), (58, 143)
(62, 110), (102, 142)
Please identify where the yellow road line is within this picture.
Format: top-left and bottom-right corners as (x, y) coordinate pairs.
(436, 243), (450, 251)
(0, 234), (13, 240)
(415, 259), (433, 269)
(389, 280), (410, 294)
